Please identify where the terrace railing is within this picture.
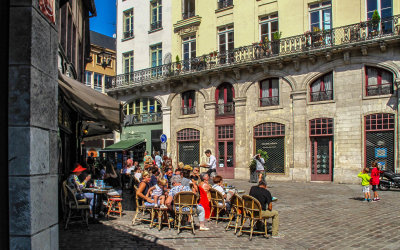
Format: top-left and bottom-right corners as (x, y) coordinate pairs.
(366, 83), (393, 96)
(122, 112), (162, 126)
(109, 15), (400, 89)
(216, 102), (235, 116)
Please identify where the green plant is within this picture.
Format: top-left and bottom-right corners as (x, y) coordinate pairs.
(248, 149), (269, 172)
(175, 55), (180, 63)
(272, 31), (282, 41)
(371, 9), (381, 23)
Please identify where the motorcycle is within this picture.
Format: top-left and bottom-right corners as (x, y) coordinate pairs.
(378, 170), (400, 191)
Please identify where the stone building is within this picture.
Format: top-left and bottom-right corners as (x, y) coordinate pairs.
(108, 0), (400, 184)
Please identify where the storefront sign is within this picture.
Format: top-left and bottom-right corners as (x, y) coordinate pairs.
(375, 148), (387, 158)
(39, 0), (55, 24)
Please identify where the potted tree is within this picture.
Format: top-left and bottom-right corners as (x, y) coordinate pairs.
(175, 55), (181, 71)
(370, 10), (380, 36)
(271, 31), (282, 54)
(249, 149), (269, 183)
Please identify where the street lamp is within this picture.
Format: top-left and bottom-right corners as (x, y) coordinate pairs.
(97, 50), (112, 69)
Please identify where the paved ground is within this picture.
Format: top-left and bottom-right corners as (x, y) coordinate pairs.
(59, 180), (400, 249)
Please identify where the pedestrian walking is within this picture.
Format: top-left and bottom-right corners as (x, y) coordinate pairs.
(358, 167), (372, 202)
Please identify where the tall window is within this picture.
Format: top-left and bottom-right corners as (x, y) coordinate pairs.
(181, 90), (196, 115)
(260, 78), (279, 106)
(217, 0), (233, 9)
(150, 44), (162, 68)
(123, 8), (134, 39)
(150, 0), (162, 31)
(84, 71), (92, 87)
(309, 1), (332, 31)
(367, 0), (393, 33)
(218, 25), (234, 53)
(105, 75), (113, 89)
(310, 72), (333, 102)
(182, 0), (195, 19)
(93, 73), (103, 91)
(123, 51), (134, 74)
(365, 67), (393, 96)
(177, 128), (200, 167)
(182, 35), (196, 69)
(260, 14), (278, 42)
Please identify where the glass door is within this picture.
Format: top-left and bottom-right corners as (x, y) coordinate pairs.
(217, 141), (234, 179)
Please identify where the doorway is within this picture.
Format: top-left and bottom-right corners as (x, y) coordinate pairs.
(216, 125), (235, 179)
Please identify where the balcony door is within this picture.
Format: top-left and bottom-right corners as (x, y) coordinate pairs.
(216, 83), (234, 116)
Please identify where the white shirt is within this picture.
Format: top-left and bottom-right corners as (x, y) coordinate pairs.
(126, 167), (135, 174)
(134, 173), (142, 181)
(212, 184), (225, 196)
(155, 155), (162, 167)
(208, 155), (217, 169)
(254, 155), (265, 171)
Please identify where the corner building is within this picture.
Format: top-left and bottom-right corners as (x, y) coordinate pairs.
(109, 0), (400, 183)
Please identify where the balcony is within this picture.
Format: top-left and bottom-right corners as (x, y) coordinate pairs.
(216, 102), (235, 116)
(150, 21), (162, 31)
(260, 97), (279, 107)
(182, 11), (195, 20)
(181, 106), (196, 115)
(217, 0), (233, 10)
(123, 30), (134, 39)
(310, 90), (333, 102)
(122, 112), (162, 126)
(366, 83), (393, 96)
(108, 15), (400, 90)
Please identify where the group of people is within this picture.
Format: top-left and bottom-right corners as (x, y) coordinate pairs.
(358, 161), (383, 202)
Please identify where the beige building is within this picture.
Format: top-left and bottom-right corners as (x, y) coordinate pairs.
(108, 0), (400, 183)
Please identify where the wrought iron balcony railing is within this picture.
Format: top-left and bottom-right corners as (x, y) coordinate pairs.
(150, 21), (162, 31)
(260, 96), (279, 107)
(181, 106), (196, 115)
(109, 15), (400, 90)
(310, 90), (333, 102)
(218, 0), (233, 9)
(182, 11), (195, 20)
(123, 31), (134, 39)
(216, 102), (235, 116)
(366, 83), (393, 96)
(122, 112), (162, 126)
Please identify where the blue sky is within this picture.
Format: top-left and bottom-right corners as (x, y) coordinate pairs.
(90, 0), (116, 37)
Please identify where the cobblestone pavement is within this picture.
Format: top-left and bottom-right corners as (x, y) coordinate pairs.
(60, 180), (400, 249)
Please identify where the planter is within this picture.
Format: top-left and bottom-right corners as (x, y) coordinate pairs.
(271, 41), (280, 54)
(250, 171), (258, 183)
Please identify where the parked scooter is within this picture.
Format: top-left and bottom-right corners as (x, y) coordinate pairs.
(378, 170), (400, 190)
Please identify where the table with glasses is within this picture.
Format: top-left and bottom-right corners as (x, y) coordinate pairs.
(83, 185), (114, 219)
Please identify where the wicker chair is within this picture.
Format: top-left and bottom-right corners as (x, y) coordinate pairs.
(209, 188), (230, 224)
(173, 191), (198, 234)
(237, 195), (269, 240)
(131, 185), (155, 226)
(225, 193), (244, 234)
(64, 184), (90, 230)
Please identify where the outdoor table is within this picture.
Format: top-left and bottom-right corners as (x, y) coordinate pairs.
(83, 188), (109, 219)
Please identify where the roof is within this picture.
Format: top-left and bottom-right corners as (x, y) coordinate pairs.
(101, 139), (145, 151)
(90, 31), (116, 51)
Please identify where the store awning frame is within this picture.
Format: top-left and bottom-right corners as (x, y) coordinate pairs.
(99, 139), (145, 152)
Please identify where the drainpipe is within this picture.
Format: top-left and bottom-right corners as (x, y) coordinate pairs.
(396, 78), (400, 173)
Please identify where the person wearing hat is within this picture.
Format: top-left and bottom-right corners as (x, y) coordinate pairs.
(67, 163), (95, 215)
(181, 165), (193, 187)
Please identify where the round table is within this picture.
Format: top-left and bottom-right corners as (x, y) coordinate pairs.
(82, 188), (109, 219)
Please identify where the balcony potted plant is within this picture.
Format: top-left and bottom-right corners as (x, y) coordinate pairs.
(249, 149), (269, 183)
(370, 9), (380, 36)
(271, 31), (282, 54)
(311, 27), (323, 46)
(175, 55), (181, 70)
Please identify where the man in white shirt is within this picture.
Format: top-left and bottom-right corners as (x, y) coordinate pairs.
(200, 149), (217, 179)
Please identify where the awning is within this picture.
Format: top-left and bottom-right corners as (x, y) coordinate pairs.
(100, 139), (145, 152)
(58, 71), (121, 131)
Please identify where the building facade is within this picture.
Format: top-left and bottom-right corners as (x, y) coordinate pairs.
(109, 0), (400, 183)
(115, 0), (173, 156)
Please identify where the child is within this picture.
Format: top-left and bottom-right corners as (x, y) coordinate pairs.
(147, 178), (167, 208)
(370, 161), (383, 202)
(357, 167), (372, 202)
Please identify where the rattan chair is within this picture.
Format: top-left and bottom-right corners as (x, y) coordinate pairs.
(131, 185), (155, 226)
(173, 191), (198, 234)
(237, 195), (269, 240)
(64, 184), (90, 230)
(209, 188), (230, 224)
(225, 193), (244, 234)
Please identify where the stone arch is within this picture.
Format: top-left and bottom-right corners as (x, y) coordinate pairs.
(208, 76), (239, 102)
(242, 70), (297, 96)
(166, 88), (207, 107)
(122, 96), (164, 110)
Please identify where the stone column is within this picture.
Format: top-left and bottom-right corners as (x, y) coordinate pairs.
(8, 1), (59, 249)
(291, 91), (308, 181)
(201, 101), (216, 171)
(233, 97), (247, 179)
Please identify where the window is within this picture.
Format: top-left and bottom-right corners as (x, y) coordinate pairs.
(260, 14), (278, 43)
(365, 67), (393, 96)
(150, 0), (162, 30)
(150, 44), (162, 67)
(260, 78), (279, 106)
(182, 35), (196, 69)
(105, 75), (114, 89)
(142, 98), (149, 113)
(123, 8), (134, 39)
(182, 0), (195, 19)
(96, 54), (102, 64)
(310, 118), (333, 136)
(218, 25), (234, 53)
(177, 128), (200, 167)
(310, 72), (333, 102)
(123, 51), (134, 74)
(181, 90), (196, 115)
(93, 73), (103, 91)
(367, 0), (393, 34)
(217, 0), (233, 9)
(309, 1), (332, 31)
(84, 71), (92, 87)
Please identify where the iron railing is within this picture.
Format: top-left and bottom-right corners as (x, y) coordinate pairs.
(122, 112), (162, 126)
(366, 83), (393, 96)
(123, 30), (134, 39)
(260, 96), (279, 107)
(109, 15), (400, 89)
(218, 0), (233, 9)
(310, 90), (333, 102)
(181, 106), (196, 115)
(150, 21), (162, 31)
(182, 11), (195, 20)
(216, 102), (235, 116)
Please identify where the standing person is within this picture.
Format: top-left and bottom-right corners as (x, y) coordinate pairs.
(200, 149), (217, 178)
(370, 161), (383, 202)
(126, 156), (133, 169)
(154, 151), (163, 169)
(143, 151), (153, 164)
(254, 153), (266, 183)
(86, 152), (95, 173)
(358, 167), (372, 202)
(249, 181), (281, 238)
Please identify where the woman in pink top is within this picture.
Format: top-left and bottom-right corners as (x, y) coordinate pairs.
(370, 161), (383, 202)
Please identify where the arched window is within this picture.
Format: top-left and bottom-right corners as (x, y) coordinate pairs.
(216, 83), (234, 116)
(122, 98), (162, 126)
(310, 72), (333, 102)
(365, 66), (393, 96)
(181, 90), (196, 115)
(177, 128), (200, 166)
(259, 78), (279, 106)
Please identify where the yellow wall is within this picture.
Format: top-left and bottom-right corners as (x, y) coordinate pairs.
(85, 45), (116, 77)
(171, 0), (400, 60)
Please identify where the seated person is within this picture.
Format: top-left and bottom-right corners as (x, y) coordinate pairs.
(249, 180), (281, 238)
(145, 178), (168, 208)
(67, 164), (95, 215)
(163, 168), (173, 189)
(212, 175), (232, 212)
(149, 167), (159, 187)
(190, 166), (201, 185)
(165, 175), (209, 231)
(136, 171), (152, 205)
(174, 168), (181, 177)
(181, 165), (193, 187)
